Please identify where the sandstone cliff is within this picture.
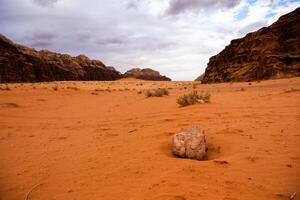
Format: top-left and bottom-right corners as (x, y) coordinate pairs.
(124, 68), (171, 81)
(0, 34), (122, 82)
(201, 8), (300, 83)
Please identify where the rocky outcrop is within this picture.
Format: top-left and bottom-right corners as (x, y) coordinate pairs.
(202, 8), (300, 83)
(172, 127), (207, 160)
(195, 73), (204, 81)
(124, 68), (171, 81)
(0, 34), (122, 82)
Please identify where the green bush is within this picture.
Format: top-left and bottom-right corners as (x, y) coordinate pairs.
(177, 91), (210, 107)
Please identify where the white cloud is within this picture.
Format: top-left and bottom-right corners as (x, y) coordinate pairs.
(0, 0), (299, 80)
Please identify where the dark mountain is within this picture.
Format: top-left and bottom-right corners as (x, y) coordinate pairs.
(201, 8), (300, 83)
(0, 34), (122, 82)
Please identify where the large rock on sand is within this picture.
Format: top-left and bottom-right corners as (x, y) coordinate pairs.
(172, 127), (207, 160)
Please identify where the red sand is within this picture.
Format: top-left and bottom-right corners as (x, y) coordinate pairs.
(0, 78), (299, 200)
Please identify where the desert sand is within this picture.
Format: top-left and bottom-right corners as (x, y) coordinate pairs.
(0, 78), (299, 200)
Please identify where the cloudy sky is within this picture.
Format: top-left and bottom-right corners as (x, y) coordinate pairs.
(0, 0), (299, 80)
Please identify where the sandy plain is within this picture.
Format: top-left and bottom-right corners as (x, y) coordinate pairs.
(0, 77), (299, 200)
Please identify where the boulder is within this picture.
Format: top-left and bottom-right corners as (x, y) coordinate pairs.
(172, 127), (207, 160)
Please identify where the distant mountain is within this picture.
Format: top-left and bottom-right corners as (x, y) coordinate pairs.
(201, 7), (300, 83)
(124, 68), (171, 81)
(0, 34), (122, 82)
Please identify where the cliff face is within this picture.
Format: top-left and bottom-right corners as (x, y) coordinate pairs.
(195, 73), (204, 81)
(0, 34), (122, 82)
(202, 8), (300, 83)
(124, 68), (171, 81)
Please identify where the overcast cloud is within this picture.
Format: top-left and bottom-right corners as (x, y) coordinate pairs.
(0, 0), (299, 80)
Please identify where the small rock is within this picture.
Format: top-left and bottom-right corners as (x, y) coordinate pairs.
(172, 127), (207, 160)
(197, 99), (205, 104)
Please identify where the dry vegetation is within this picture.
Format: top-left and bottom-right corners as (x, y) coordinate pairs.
(177, 90), (210, 107)
(0, 85), (11, 91)
(145, 88), (169, 97)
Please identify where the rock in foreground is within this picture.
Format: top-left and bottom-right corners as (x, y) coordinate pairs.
(201, 8), (300, 83)
(172, 127), (207, 160)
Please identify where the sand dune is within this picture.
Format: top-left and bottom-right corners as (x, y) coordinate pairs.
(0, 78), (299, 200)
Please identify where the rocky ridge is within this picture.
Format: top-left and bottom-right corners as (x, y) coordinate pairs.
(124, 68), (171, 81)
(0, 34), (123, 82)
(201, 8), (300, 83)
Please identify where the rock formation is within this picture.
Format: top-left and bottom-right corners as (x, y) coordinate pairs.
(124, 68), (171, 81)
(202, 7), (300, 83)
(172, 127), (207, 160)
(0, 34), (122, 82)
(195, 73), (204, 81)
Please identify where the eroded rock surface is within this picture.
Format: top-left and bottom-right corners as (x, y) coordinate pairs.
(124, 68), (171, 81)
(0, 34), (122, 82)
(201, 8), (300, 83)
(172, 127), (207, 160)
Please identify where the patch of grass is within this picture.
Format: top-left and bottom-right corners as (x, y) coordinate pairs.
(177, 91), (210, 107)
(145, 88), (169, 97)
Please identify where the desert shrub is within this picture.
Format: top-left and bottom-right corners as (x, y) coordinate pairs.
(1, 102), (19, 108)
(202, 92), (211, 103)
(154, 88), (169, 96)
(0, 85), (11, 91)
(91, 92), (98, 95)
(283, 88), (300, 93)
(145, 90), (153, 97)
(67, 86), (79, 91)
(52, 86), (58, 91)
(177, 91), (210, 107)
(94, 88), (104, 92)
(145, 88), (169, 97)
(137, 91), (142, 94)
